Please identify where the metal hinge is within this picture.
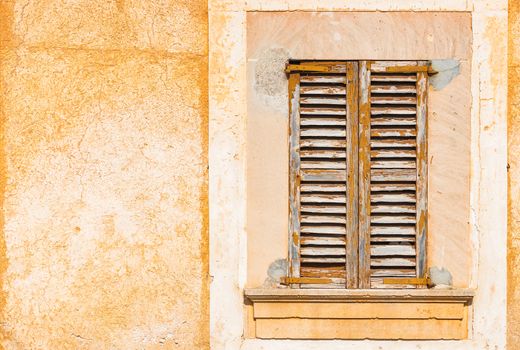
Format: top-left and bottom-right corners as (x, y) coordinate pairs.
(285, 64), (332, 74)
(281, 277), (332, 285)
(383, 277), (431, 286)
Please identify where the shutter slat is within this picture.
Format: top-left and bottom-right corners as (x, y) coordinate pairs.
(301, 247), (347, 256)
(371, 204), (416, 213)
(301, 107), (346, 115)
(301, 225), (346, 235)
(302, 214), (347, 224)
(370, 183), (416, 191)
(371, 215), (416, 224)
(301, 183), (346, 192)
(301, 204), (346, 214)
(370, 96), (416, 104)
(371, 169), (416, 182)
(300, 161), (346, 170)
(301, 139), (346, 148)
(371, 139), (416, 148)
(371, 236), (415, 243)
(371, 149), (416, 158)
(371, 106), (416, 115)
(371, 128), (416, 137)
(371, 117), (417, 126)
(300, 86), (346, 95)
(370, 74), (416, 83)
(301, 128), (346, 137)
(300, 117), (346, 126)
(301, 149), (347, 158)
(371, 226), (416, 236)
(301, 236), (346, 245)
(300, 75), (346, 84)
(301, 193), (346, 204)
(371, 193), (416, 203)
(370, 85), (416, 94)
(370, 160), (416, 169)
(371, 244), (416, 256)
(301, 96), (347, 105)
(300, 169), (346, 182)
(371, 257), (416, 267)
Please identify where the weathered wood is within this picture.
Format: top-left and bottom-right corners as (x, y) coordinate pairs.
(358, 61), (371, 288)
(301, 96), (347, 105)
(371, 236), (415, 243)
(288, 73), (301, 286)
(301, 204), (346, 214)
(371, 149), (416, 158)
(300, 117), (346, 126)
(371, 226), (416, 236)
(370, 138), (416, 148)
(300, 85), (346, 95)
(301, 225), (347, 235)
(371, 116), (417, 126)
(300, 169), (346, 182)
(301, 214), (346, 225)
(371, 168), (416, 182)
(301, 235), (346, 245)
(302, 257), (347, 263)
(371, 106), (416, 115)
(300, 139), (346, 148)
(371, 74), (417, 83)
(285, 64), (332, 73)
(370, 215), (416, 224)
(301, 247), (347, 256)
(370, 183), (416, 191)
(300, 75), (346, 84)
(371, 204), (416, 213)
(371, 244), (416, 257)
(280, 277), (333, 284)
(370, 95), (416, 104)
(300, 160), (347, 170)
(371, 192), (416, 203)
(346, 61), (359, 289)
(301, 183), (346, 192)
(370, 160), (416, 169)
(370, 61), (420, 72)
(301, 127), (346, 137)
(371, 257), (416, 267)
(301, 266), (346, 278)
(301, 149), (346, 158)
(301, 193), (346, 203)
(370, 128), (416, 137)
(370, 85), (416, 94)
(416, 71), (428, 280)
(301, 106), (347, 115)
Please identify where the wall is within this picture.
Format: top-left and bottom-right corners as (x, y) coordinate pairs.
(509, 0), (520, 347)
(210, 0), (508, 349)
(0, 1), (208, 349)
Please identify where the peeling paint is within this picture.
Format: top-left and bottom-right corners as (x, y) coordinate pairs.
(430, 59), (460, 90)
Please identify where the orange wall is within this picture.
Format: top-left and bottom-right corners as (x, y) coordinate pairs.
(510, 0), (520, 347)
(0, 1), (208, 349)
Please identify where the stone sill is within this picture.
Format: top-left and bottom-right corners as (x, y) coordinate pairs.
(245, 287), (475, 303)
(244, 288), (474, 340)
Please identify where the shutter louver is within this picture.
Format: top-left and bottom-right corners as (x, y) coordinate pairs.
(359, 61), (428, 289)
(288, 62), (359, 288)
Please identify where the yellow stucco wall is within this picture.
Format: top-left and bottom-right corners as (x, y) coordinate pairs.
(510, 0), (520, 347)
(0, 1), (208, 349)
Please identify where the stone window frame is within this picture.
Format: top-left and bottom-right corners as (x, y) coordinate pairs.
(209, 1), (507, 349)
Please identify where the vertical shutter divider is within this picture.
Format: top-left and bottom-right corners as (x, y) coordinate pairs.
(288, 72), (301, 288)
(346, 62), (359, 288)
(358, 61), (371, 288)
(416, 71), (428, 281)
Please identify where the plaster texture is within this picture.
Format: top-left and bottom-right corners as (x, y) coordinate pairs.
(0, 1), (209, 349)
(210, 1), (508, 349)
(509, 0), (520, 347)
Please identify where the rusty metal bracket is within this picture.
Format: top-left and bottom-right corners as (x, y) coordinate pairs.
(281, 277), (332, 285)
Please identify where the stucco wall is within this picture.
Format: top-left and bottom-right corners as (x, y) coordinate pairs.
(0, 1), (209, 349)
(509, 0), (520, 347)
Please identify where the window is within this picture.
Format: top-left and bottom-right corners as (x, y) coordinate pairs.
(286, 61), (428, 289)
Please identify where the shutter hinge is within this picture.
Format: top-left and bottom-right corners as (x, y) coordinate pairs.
(382, 277), (431, 286)
(281, 277), (332, 285)
(285, 64), (332, 74)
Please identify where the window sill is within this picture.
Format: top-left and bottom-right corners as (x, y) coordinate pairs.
(245, 287), (475, 302)
(244, 288), (474, 340)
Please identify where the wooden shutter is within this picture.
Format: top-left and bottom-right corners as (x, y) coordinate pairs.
(288, 62), (359, 288)
(358, 61), (428, 288)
